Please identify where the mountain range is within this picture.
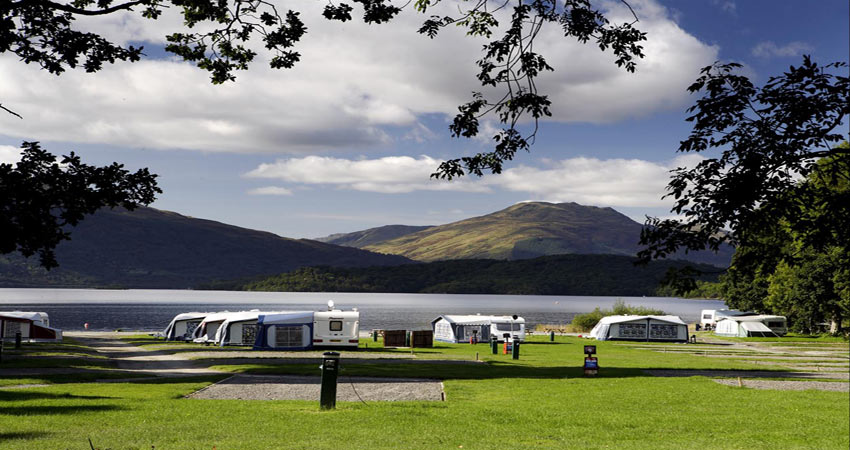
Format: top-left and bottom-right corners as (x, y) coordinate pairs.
(318, 202), (733, 267)
(0, 207), (409, 288)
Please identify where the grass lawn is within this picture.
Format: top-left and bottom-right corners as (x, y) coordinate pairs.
(1, 336), (847, 450)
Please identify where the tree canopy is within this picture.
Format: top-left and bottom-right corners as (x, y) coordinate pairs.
(638, 57), (849, 266)
(0, 142), (161, 268)
(2, 0), (645, 173)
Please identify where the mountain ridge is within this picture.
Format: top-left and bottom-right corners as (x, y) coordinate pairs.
(321, 202), (732, 266)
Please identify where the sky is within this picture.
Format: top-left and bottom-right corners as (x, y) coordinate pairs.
(1, 0), (848, 239)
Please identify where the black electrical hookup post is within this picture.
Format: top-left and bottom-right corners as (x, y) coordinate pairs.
(319, 352), (340, 410)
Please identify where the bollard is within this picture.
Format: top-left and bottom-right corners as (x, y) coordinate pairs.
(372, 330), (378, 342)
(512, 338), (520, 360)
(491, 337), (498, 355)
(549, 330), (555, 342)
(319, 352), (340, 410)
(15, 331), (22, 349)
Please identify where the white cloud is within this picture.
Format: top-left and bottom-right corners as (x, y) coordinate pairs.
(246, 153), (704, 207)
(0, 0), (718, 152)
(752, 41), (814, 59)
(0, 145), (21, 164)
(711, 0), (737, 14)
(247, 186), (294, 196)
(495, 155), (703, 207)
(245, 155), (491, 193)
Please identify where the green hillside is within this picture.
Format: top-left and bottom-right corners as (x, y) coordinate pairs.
(235, 254), (722, 296)
(0, 207), (409, 288)
(317, 224), (433, 248)
(362, 202), (733, 266)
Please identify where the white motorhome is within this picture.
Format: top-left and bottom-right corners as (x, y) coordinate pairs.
(700, 309), (753, 329)
(312, 309), (360, 348)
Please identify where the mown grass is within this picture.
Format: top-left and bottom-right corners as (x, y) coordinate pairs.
(703, 333), (849, 343)
(0, 335), (847, 449)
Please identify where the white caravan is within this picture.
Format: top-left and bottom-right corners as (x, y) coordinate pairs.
(700, 310), (753, 329)
(0, 311), (62, 342)
(312, 309), (360, 348)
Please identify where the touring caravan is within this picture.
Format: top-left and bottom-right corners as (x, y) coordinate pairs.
(0, 311), (62, 342)
(715, 315), (788, 337)
(432, 315), (526, 344)
(313, 309), (360, 349)
(253, 311), (315, 350)
(162, 312), (208, 341)
(590, 315), (688, 342)
(700, 309), (753, 330)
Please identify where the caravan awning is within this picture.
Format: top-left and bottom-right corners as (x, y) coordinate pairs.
(741, 321), (773, 333)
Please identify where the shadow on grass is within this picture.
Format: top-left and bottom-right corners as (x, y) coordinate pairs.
(0, 432), (53, 441)
(0, 405), (125, 416)
(0, 391), (112, 401)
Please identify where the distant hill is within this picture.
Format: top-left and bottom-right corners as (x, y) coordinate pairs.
(316, 225), (433, 248)
(0, 207), (410, 289)
(234, 254), (723, 296)
(357, 202), (732, 266)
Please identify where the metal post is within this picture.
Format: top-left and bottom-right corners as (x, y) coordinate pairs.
(372, 330), (378, 342)
(319, 352), (340, 410)
(491, 336), (498, 354)
(15, 331), (22, 349)
(0, 319), (4, 363)
(549, 330), (555, 342)
(512, 338), (520, 360)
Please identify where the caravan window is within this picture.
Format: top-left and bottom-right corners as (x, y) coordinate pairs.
(767, 321), (784, 328)
(702, 314), (713, 320)
(618, 323), (646, 338)
(495, 323), (521, 332)
(329, 320), (343, 332)
(242, 324), (258, 344)
(275, 326), (303, 347)
(650, 324), (678, 338)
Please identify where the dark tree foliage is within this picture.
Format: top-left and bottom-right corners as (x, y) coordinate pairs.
(0, 142), (161, 268)
(2, 0), (645, 165)
(638, 57), (850, 271)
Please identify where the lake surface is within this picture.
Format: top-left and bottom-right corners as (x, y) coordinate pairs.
(0, 289), (726, 332)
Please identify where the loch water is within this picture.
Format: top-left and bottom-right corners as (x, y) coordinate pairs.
(0, 289), (726, 332)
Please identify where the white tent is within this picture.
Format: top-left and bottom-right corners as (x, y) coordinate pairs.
(715, 315), (787, 337)
(0, 311), (62, 342)
(215, 311), (267, 347)
(254, 311), (315, 350)
(192, 312), (236, 343)
(431, 315), (525, 343)
(589, 315), (688, 342)
(162, 312), (209, 341)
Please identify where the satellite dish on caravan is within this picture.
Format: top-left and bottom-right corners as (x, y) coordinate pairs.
(327, 300), (335, 311)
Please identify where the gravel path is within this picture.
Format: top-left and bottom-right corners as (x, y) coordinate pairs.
(644, 369), (848, 380)
(712, 379), (849, 392)
(188, 374), (445, 402)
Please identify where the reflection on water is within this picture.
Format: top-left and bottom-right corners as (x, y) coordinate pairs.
(0, 289), (726, 331)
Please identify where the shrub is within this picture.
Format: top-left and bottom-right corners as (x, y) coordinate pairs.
(570, 300), (665, 332)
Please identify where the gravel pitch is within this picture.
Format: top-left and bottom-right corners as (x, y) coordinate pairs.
(644, 369), (848, 380)
(188, 374), (445, 402)
(712, 379), (849, 392)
